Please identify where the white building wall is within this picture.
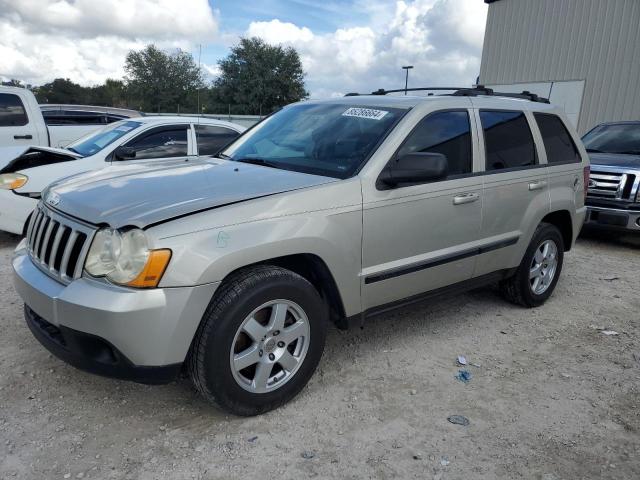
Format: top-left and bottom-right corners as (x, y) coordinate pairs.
(479, 0), (640, 134)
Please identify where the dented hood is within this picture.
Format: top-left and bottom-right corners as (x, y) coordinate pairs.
(0, 145), (81, 173)
(45, 158), (337, 228)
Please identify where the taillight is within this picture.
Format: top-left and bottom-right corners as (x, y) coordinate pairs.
(583, 165), (590, 200)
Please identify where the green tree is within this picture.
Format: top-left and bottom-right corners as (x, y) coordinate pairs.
(33, 78), (92, 104)
(214, 37), (308, 115)
(1, 79), (25, 88)
(90, 79), (129, 108)
(124, 44), (205, 113)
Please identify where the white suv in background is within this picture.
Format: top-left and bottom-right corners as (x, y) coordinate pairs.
(0, 117), (245, 235)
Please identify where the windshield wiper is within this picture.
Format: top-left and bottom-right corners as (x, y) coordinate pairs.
(232, 157), (282, 169)
(216, 152), (232, 160)
(66, 147), (82, 155)
(585, 148), (603, 153)
(616, 150), (640, 155)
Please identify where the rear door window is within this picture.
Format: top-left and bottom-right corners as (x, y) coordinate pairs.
(397, 110), (472, 177)
(195, 125), (240, 155)
(534, 113), (581, 164)
(125, 125), (189, 159)
(0, 93), (28, 126)
(480, 110), (537, 171)
(42, 110), (107, 125)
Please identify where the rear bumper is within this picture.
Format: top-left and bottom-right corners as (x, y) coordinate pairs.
(0, 190), (37, 235)
(12, 243), (220, 381)
(585, 206), (640, 232)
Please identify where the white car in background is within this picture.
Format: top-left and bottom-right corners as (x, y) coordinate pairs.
(0, 116), (245, 235)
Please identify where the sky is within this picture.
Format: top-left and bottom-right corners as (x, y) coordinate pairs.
(0, 0), (488, 98)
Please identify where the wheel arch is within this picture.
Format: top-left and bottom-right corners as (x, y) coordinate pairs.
(218, 253), (349, 329)
(541, 210), (573, 251)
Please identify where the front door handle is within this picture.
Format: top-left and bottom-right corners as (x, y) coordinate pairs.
(14, 134), (33, 140)
(528, 180), (547, 191)
(453, 193), (480, 205)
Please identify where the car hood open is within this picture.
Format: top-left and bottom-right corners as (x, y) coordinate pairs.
(588, 152), (640, 169)
(45, 158), (338, 229)
(0, 145), (82, 174)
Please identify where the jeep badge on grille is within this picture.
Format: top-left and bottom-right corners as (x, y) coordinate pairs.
(46, 192), (61, 207)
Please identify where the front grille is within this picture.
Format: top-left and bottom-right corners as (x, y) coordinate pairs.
(588, 170), (637, 201)
(26, 205), (95, 284)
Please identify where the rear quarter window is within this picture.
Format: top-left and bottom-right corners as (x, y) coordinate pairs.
(480, 110), (537, 171)
(534, 113), (581, 164)
(195, 125), (240, 155)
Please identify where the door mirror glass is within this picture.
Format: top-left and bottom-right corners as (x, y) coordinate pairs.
(113, 146), (136, 160)
(380, 152), (448, 187)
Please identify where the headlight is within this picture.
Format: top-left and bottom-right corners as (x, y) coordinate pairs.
(0, 173), (28, 190)
(85, 228), (171, 288)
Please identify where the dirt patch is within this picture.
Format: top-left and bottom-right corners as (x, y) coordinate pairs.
(1, 230), (639, 479)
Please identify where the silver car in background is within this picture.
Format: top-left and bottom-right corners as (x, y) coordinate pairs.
(12, 87), (589, 415)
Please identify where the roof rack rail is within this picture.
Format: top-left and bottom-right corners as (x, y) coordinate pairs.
(455, 87), (550, 103)
(370, 87), (469, 95)
(354, 85), (550, 103)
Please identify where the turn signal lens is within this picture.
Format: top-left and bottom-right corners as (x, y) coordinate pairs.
(0, 173), (28, 190)
(126, 249), (172, 288)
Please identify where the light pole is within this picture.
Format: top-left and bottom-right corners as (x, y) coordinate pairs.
(402, 65), (414, 95)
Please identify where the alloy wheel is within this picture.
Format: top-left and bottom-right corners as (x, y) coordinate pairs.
(230, 300), (310, 393)
(529, 239), (558, 295)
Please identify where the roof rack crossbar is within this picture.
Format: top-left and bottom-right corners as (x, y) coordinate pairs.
(370, 87), (472, 95)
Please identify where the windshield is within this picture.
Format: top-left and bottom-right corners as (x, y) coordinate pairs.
(582, 123), (640, 155)
(220, 103), (406, 178)
(66, 120), (142, 157)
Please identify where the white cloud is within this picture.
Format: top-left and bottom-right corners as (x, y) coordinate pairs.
(0, 0), (488, 99)
(0, 0), (218, 86)
(202, 63), (222, 79)
(246, 19), (314, 44)
(245, 0), (487, 97)
(0, 0), (218, 40)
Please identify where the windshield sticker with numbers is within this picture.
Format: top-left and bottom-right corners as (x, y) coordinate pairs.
(342, 107), (389, 120)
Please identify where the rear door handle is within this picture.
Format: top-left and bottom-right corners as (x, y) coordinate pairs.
(14, 134), (33, 140)
(528, 180), (547, 191)
(453, 193), (480, 205)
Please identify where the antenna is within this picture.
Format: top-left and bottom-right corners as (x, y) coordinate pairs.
(197, 44), (202, 123)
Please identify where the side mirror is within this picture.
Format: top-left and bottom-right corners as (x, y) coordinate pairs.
(113, 146), (136, 161)
(379, 152), (448, 188)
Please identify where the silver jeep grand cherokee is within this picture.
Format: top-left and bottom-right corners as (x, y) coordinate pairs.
(13, 87), (589, 415)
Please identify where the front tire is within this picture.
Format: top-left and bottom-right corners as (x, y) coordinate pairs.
(188, 265), (328, 416)
(500, 223), (564, 308)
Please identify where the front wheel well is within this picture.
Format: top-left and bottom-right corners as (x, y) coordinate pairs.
(219, 254), (348, 329)
(541, 210), (573, 251)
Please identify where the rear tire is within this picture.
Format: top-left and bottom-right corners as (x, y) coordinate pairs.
(188, 265), (328, 416)
(500, 223), (564, 308)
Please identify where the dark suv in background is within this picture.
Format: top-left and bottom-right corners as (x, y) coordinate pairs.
(582, 121), (640, 232)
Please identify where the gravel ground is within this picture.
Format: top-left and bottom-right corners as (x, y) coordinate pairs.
(0, 229), (638, 480)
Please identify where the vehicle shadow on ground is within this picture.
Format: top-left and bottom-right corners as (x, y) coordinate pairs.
(0, 231), (21, 249)
(578, 227), (640, 250)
